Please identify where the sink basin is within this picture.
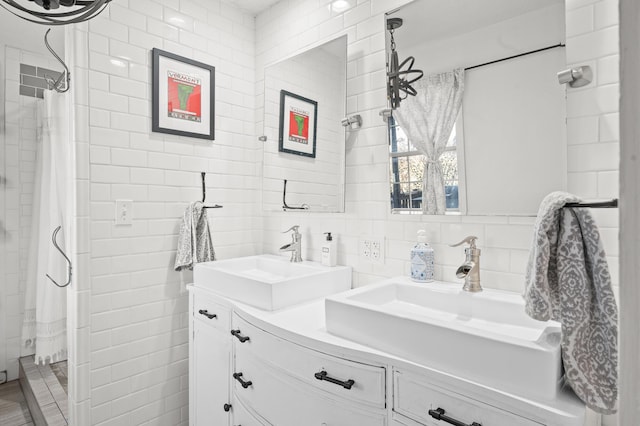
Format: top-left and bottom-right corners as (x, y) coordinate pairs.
(325, 277), (562, 400)
(194, 254), (351, 310)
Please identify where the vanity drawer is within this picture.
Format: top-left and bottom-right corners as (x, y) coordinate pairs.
(193, 292), (231, 333)
(234, 351), (386, 426)
(393, 369), (542, 426)
(232, 394), (271, 426)
(232, 313), (385, 408)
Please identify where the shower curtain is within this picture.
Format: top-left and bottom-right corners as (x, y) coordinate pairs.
(22, 90), (70, 365)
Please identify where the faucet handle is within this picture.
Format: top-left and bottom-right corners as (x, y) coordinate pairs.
(449, 236), (478, 248)
(282, 225), (300, 234)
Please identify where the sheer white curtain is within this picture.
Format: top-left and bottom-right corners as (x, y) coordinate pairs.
(22, 91), (70, 365)
(394, 68), (465, 214)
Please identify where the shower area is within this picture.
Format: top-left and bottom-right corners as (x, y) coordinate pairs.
(0, 24), (72, 425)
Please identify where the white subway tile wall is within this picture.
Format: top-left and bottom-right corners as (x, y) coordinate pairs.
(68, 1), (260, 424)
(60, 0), (619, 424)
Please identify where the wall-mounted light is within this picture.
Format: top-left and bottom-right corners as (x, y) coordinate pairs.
(341, 114), (362, 130)
(0, 0), (111, 25)
(379, 108), (392, 123)
(557, 65), (592, 88)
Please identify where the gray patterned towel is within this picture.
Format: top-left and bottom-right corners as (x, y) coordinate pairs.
(174, 201), (215, 271)
(524, 191), (618, 414)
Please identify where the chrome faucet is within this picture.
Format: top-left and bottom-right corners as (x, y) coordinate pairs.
(450, 236), (482, 292)
(280, 225), (303, 262)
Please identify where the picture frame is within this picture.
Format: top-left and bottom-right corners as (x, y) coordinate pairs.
(278, 90), (318, 158)
(152, 48), (215, 140)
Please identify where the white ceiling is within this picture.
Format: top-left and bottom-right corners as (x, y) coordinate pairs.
(225, 0), (283, 15)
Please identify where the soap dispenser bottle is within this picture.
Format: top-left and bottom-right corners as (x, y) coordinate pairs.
(411, 230), (434, 282)
(322, 232), (337, 267)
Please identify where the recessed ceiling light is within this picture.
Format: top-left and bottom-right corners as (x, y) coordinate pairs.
(331, 0), (351, 13)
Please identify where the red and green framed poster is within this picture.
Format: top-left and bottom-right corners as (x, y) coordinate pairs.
(278, 90), (317, 158)
(152, 48), (215, 140)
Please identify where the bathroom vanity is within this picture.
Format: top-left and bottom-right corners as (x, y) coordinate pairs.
(188, 256), (590, 426)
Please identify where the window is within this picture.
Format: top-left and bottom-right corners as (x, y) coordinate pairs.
(388, 116), (460, 213)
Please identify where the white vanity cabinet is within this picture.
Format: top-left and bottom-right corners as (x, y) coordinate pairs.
(189, 285), (588, 426)
(189, 292), (233, 426)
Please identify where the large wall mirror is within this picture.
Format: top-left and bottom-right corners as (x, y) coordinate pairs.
(262, 35), (347, 212)
(386, 0), (567, 216)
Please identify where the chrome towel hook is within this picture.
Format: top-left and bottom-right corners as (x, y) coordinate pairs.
(46, 225), (72, 288)
(44, 29), (70, 93)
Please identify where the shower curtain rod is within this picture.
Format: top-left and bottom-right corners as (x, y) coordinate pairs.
(464, 43), (565, 71)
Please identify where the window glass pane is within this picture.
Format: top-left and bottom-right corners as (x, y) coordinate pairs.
(440, 150), (459, 209)
(394, 126), (410, 152)
(389, 116), (460, 212)
(408, 156), (424, 183)
(396, 157), (409, 183)
(410, 181), (422, 209)
(446, 125), (457, 148)
(440, 151), (458, 186)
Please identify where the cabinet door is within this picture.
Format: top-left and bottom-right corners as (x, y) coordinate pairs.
(193, 319), (231, 426)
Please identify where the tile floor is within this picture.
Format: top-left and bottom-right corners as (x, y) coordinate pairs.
(0, 380), (34, 426)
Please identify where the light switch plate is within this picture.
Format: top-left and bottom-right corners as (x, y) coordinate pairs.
(115, 199), (133, 225)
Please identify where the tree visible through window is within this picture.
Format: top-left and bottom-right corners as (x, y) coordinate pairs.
(388, 116), (459, 212)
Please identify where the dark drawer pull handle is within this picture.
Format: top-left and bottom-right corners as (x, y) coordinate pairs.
(231, 329), (250, 343)
(223, 403), (232, 412)
(314, 371), (355, 390)
(198, 309), (217, 319)
(233, 372), (253, 389)
(428, 408), (482, 426)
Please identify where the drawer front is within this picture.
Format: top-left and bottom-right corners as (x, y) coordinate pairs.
(232, 313), (385, 407)
(232, 395), (271, 426)
(194, 293), (231, 333)
(234, 351), (386, 426)
(393, 369), (542, 426)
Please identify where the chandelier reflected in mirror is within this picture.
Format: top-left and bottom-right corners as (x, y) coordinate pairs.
(386, 17), (424, 110)
(0, 0), (111, 25)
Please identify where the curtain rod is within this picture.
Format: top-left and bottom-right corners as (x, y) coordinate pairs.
(464, 43), (565, 71)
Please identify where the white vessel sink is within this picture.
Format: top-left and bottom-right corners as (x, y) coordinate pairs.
(325, 277), (562, 400)
(194, 254), (351, 310)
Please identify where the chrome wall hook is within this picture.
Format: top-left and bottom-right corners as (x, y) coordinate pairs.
(46, 225), (72, 288)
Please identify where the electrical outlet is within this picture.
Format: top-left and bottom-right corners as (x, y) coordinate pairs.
(115, 199), (133, 225)
(371, 239), (382, 261)
(360, 237), (384, 263)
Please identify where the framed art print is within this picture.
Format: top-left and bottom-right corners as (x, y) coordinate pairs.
(278, 90), (317, 158)
(152, 48), (215, 140)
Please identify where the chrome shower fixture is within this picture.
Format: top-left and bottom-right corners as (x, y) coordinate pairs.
(0, 0), (111, 25)
(341, 114), (362, 129)
(557, 65), (592, 88)
(386, 17), (424, 109)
